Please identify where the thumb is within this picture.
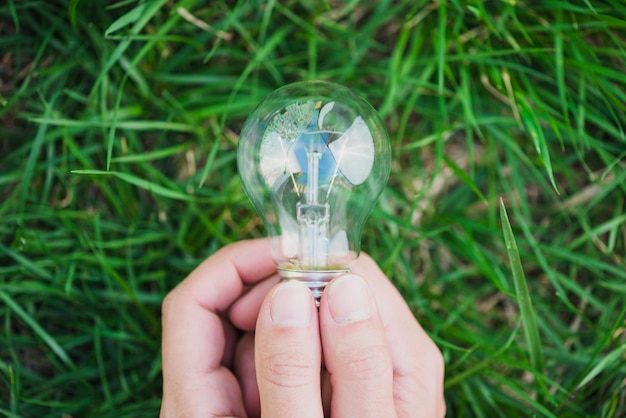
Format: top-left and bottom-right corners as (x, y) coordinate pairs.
(255, 280), (323, 418)
(320, 274), (397, 418)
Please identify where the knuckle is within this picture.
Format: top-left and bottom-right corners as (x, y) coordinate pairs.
(338, 343), (392, 381)
(430, 344), (447, 416)
(161, 286), (193, 318)
(259, 350), (317, 388)
(428, 339), (446, 383)
(396, 339), (446, 416)
(161, 289), (177, 316)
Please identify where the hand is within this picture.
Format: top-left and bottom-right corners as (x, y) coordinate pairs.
(160, 239), (445, 417)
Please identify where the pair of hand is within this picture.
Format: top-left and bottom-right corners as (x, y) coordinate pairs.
(160, 239), (445, 417)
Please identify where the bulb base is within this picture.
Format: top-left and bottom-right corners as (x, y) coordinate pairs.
(278, 267), (350, 307)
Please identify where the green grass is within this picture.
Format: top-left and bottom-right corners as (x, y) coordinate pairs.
(1, 0), (625, 416)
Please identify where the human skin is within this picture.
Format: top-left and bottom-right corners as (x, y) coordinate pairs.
(160, 238), (445, 417)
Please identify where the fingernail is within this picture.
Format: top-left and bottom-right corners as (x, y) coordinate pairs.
(270, 281), (313, 326)
(328, 274), (372, 324)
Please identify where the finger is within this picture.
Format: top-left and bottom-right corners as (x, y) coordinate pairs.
(255, 281), (323, 418)
(161, 239), (275, 417)
(319, 274), (397, 418)
(229, 273), (280, 332)
(352, 254), (446, 418)
(220, 315), (240, 369)
(175, 238), (275, 312)
(234, 333), (261, 418)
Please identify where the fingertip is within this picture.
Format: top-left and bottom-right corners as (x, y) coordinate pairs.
(269, 280), (314, 326)
(326, 274), (373, 324)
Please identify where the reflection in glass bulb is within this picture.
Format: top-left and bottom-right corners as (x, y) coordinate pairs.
(238, 81), (391, 302)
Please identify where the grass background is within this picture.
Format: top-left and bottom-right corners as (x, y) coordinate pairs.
(1, 0), (625, 416)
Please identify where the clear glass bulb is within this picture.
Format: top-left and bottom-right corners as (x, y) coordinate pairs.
(238, 80), (391, 302)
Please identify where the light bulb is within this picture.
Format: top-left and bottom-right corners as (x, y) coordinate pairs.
(238, 80), (391, 303)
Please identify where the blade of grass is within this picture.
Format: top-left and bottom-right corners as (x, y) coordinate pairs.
(443, 154), (487, 203)
(93, 317), (112, 408)
(104, 2), (149, 37)
(28, 118), (202, 134)
(499, 199), (545, 376)
(445, 321), (520, 389)
(71, 169), (194, 201)
(89, 0), (168, 98)
(18, 92), (60, 217)
(0, 290), (76, 370)
(517, 95), (559, 193)
(577, 338), (626, 390)
(0, 243), (53, 281)
(110, 143), (190, 163)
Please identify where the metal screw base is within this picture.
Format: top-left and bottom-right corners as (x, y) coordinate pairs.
(277, 268), (350, 308)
